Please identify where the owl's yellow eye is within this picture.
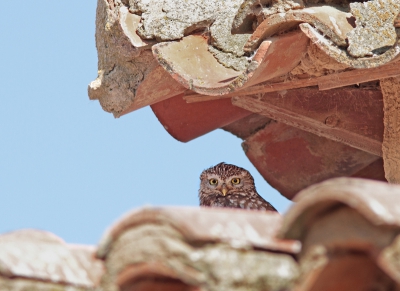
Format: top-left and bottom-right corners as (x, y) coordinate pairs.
(231, 178), (241, 185)
(209, 179), (218, 185)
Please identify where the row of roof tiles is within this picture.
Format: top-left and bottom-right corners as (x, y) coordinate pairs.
(2, 177), (400, 290)
(90, 0), (400, 115)
(89, 0), (400, 199)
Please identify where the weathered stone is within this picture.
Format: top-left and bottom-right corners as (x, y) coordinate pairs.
(208, 46), (249, 71)
(88, 0), (185, 117)
(348, 0), (400, 58)
(129, 0), (251, 57)
(300, 22), (400, 68)
(233, 0), (304, 33)
(89, 0), (155, 116)
(245, 6), (353, 52)
(290, 43), (349, 78)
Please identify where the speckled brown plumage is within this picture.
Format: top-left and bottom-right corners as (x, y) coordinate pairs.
(199, 163), (277, 212)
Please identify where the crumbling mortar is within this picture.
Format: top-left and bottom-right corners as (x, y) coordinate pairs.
(289, 42), (349, 78)
(347, 0), (400, 58)
(90, 0), (159, 117)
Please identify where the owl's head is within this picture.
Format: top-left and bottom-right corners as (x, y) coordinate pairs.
(199, 162), (256, 197)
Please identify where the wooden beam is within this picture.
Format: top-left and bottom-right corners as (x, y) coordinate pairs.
(183, 61), (400, 104)
(381, 77), (400, 183)
(183, 78), (319, 103)
(319, 61), (400, 91)
(231, 87), (384, 156)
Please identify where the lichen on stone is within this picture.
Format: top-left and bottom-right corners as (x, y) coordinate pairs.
(208, 46), (251, 71)
(128, 0), (252, 57)
(347, 0), (400, 58)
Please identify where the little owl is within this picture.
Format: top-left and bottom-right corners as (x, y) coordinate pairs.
(199, 162), (277, 212)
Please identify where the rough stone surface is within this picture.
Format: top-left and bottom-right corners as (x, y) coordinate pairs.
(348, 0), (400, 58)
(208, 46), (249, 71)
(290, 43), (349, 78)
(89, 0), (162, 117)
(300, 22), (400, 68)
(245, 5), (354, 52)
(234, 0), (304, 32)
(129, 0), (251, 57)
(90, 0), (400, 118)
(381, 77), (400, 184)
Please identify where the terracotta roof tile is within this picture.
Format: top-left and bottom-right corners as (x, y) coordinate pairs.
(0, 229), (103, 289)
(245, 6), (353, 52)
(4, 182), (400, 290)
(222, 113), (271, 140)
(98, 206), (300, 258)
(88, 1), (400, 198)
(97, 206), (300, 291)
(279, 178), (400, 240)
(277, 178), (400, 291)
(152, 31), (308, 95)
(151, 95), (251, 142)
(243, 122), (379, 199)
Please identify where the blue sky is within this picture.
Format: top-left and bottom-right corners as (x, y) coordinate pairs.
(0, 1), (291, 245)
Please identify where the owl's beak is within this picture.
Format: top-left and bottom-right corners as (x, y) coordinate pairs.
(221, 184), (228, 196)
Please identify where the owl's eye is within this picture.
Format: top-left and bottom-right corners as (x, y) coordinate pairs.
(209, 179), (218, 185)
(231, 178), (241, 185)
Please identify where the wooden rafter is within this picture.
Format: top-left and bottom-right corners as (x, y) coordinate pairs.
(231, 87), (384, 156)
(381, 77), (400, 183)
(183, 60), (400, 104)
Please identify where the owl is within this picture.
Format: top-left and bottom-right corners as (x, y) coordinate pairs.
(199, 162), (277, 212)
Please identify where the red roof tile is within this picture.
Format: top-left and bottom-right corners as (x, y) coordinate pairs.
(272, 178), (400, 291)
(153, 31), (308, 95)
(98, 206), (300, 259)
(279, 178), (400, 240)
(89, 1), (400, 199)
(97, 206), (300, 291)
(151, 95), (251, 142)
